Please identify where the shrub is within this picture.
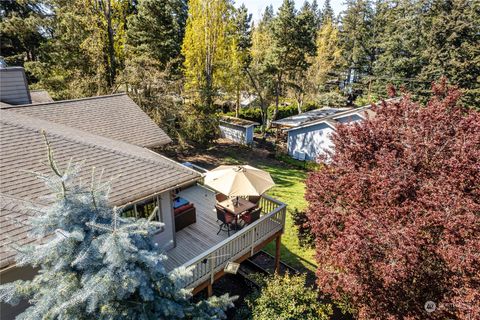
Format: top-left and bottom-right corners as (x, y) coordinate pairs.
(180, 104), (219, 145)
(246, 273), (332, 320)
(305, 80), (480, 319)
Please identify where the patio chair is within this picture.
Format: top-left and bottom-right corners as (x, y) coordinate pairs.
(215, 193), (228, 203)
(216, 205), (235, 236)
(248, 195), (261, 206)
(240, 207), (262, 226)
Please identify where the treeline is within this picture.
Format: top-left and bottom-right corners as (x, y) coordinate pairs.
(1, 0), (478, 143)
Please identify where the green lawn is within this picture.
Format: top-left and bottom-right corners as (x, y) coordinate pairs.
(171, 142), (317, 273)
(221, 150), (317, 273)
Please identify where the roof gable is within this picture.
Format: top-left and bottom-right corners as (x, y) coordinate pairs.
(1, 93), (171, 147)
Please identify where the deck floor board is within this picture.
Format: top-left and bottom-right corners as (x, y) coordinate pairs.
(164, 185), (229, 272)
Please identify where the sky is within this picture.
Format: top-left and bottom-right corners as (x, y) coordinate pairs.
(235, 0), (346, 22)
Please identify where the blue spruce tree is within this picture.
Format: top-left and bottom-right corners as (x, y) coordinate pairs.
(0, 133), (234, 319)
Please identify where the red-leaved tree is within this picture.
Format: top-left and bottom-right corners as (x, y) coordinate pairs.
(305, 81), (480, 320)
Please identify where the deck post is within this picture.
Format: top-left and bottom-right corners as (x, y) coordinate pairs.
(274, 234), (281, 273)
(207, 283), (213, 297)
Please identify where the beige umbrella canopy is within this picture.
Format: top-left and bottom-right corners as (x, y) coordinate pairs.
(204, 165), (275, 197)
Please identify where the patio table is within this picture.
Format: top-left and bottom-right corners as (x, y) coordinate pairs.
(218, 197), (256, 229)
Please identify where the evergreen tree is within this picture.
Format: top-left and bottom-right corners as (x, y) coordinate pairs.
(370, 0), (427, 98)
(126, 0), (187, 69)
(0, 134), (233, 319)
(321, 0), (334, 23)
(339, 0), (377, 96)
(231, 4), (252, 117)
(310, 0), (322, 29)
(0, 0), (49, 68)
(420, 0), (480, 106)
(269, 0), (315, 119)
(123, 0), (188, 137)
(290, 1), (318, 112)
(27, 0), (130, 99)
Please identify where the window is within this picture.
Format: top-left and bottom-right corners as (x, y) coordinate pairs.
(120, 195), (164, 226)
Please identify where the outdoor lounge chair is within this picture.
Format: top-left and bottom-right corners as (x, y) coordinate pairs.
(240, 207), (262, 226)
(215, 205), (235, 236)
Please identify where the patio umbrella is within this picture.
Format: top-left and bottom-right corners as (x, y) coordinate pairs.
(204, 165), (275, 197)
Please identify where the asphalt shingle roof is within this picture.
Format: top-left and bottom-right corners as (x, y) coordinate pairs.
(0, 110), (200, 268)
(1, 93), (172, 147)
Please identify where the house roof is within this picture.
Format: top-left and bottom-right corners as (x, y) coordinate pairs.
(272, 107), (352, 128)
(284, 100), (396, 133)
(0, 110), (201, 269)
(29, 89), (54, 103)
(1, 93), (172, 147)
(0, 195), (44, 269)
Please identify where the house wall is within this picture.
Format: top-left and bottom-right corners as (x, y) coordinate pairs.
(287, 123), (335, 161)
(152, 190), (175, 251)
(219, 122), (252, 145)
(0, 266), (37, 320)
(0, 67), (31, 105)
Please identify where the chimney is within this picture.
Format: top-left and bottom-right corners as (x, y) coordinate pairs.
(0, 65), (32, 105)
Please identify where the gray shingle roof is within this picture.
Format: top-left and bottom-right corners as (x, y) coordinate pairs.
(0, 195), (43, 269)
(0, 110), (200, 268)
(272, 107), (352, 128)
(1, 93), (171, 147)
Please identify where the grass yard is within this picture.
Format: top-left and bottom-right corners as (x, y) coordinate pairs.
(164, 140), (317, 274)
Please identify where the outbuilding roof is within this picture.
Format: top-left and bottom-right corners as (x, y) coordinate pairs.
(1, 93), (171, 147)
(287, 105), (373, 132)
(271, 107), (352, 128)
(220, 116), (259, 127)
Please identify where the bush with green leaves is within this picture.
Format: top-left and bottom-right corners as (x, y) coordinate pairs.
(0, 137), (233, 319)
(245, 273), (332, 320)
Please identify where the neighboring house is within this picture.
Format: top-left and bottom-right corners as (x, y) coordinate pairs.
(274, 105), (376, 161)
(0, 67), (287, 319)
(219, 116), (258, 145)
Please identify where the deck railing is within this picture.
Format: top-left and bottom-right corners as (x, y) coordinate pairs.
(180, 194), (287, 289)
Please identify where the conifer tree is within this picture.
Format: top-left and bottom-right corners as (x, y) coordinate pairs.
(127, 0), (187, 69)
(0, 135), (233, 319)
(231, 4), (252, 117)
(321, 0), (334, 23)
(270, 0), (316, 119)
(420, 0), (480, 106)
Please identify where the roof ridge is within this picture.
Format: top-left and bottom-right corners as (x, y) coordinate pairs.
(0, 110), (195, 177)
(1, 92), (128, 109)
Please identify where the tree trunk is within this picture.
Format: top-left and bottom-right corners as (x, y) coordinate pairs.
(273, 73), (281, 121)
(235, 86), (240, 118)
(245, 68), (267, 134)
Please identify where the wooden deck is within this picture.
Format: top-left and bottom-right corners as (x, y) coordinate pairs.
(164, 185), (228, 272)
(164, 184), (287, 291)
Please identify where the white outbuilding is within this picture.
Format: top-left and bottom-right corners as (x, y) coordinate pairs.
(273, 106), (375, 161)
